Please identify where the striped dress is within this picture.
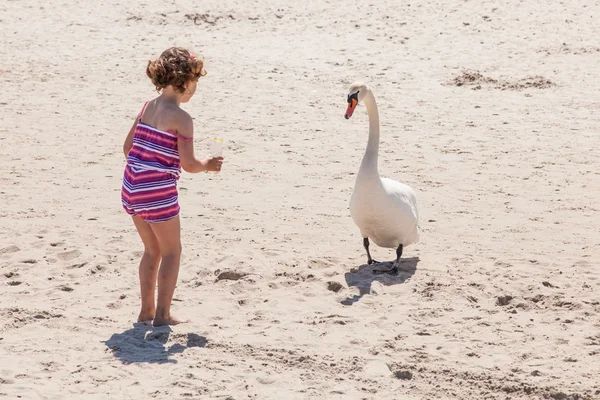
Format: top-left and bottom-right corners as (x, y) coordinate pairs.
(121, 102), (192, 223)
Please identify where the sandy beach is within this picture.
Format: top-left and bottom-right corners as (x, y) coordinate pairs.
(1, 0), (599, 399)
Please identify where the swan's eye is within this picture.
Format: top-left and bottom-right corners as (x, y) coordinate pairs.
(347, 91), (359, 104)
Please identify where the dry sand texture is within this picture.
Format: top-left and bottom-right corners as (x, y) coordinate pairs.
(1, 0), (599, 399)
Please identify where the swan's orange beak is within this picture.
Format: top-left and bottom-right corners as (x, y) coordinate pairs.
(345, 98), (357, 119)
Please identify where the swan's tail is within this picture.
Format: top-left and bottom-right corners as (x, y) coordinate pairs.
(406, 225), (420, 246)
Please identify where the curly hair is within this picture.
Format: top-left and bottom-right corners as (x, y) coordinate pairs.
(146, 47), (207, 93)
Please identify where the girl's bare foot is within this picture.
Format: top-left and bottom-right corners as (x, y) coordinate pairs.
(137, 310), (155, 323)
(152, 314), (187, 327)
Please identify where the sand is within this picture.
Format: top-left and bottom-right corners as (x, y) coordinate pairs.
(1, 0), (599, 399)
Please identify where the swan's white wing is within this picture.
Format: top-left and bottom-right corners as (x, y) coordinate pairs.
(381, 178), (419, 222)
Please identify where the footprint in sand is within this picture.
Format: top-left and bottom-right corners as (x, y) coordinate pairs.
(89, 265), (107, 275)
(0, 245), (20, 255)
(57, 250), (81, 261)
(66, 262), (88, 269)
(215, 270), (248, 282)
(309, 257), (339, 269)
(327, 281), (344, 293)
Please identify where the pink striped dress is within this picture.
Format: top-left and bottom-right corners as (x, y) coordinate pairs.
(121, 102), (193, 223)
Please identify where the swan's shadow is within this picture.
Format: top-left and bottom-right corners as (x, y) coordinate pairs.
(103, 323), (207, 364)
(341, 257), (419, 306)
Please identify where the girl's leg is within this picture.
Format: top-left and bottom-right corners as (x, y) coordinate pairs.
(149, 215), (185, 326)
(132, 216), (162, 322)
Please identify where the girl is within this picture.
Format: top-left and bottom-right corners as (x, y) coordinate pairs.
(122, 47), (223, 326)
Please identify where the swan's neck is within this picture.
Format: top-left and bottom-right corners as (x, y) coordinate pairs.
(359, 92), (380, 177)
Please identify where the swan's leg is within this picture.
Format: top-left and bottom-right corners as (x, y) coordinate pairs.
(392, 244), (403, 273)
(363, 237), (379, 265)
(373, 244), (402, 275)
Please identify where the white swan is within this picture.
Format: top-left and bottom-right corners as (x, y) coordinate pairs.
(345, 82), (420, 274)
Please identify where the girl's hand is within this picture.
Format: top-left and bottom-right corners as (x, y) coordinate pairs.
(204, 156), (223, 173)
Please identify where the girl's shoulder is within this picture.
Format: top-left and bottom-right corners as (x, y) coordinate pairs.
(173, 108), (194, 140)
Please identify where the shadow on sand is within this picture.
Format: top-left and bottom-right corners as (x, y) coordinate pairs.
(104, 323), (207, 364)
(341, 257), (420, 306)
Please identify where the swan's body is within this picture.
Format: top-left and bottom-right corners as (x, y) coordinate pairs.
(350, 178), (420, 248)
(345, 82), (419, 272)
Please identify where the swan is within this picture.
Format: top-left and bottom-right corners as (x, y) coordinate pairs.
(345, 82), (420, 274)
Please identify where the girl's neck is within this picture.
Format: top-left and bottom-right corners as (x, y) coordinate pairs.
(159, 86), (183, 106)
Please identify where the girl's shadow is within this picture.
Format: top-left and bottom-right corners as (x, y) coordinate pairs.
(103, 323), (207, 364)
(341, 257), (419, 306)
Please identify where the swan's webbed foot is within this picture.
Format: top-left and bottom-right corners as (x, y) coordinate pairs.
(367, 258), (380, 265)
(371, 244), (403, 275)
(372, 263), (399, 275)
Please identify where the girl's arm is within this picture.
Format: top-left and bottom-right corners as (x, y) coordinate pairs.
(177, 113), (222, 173)
(123, 117), (137, 159)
